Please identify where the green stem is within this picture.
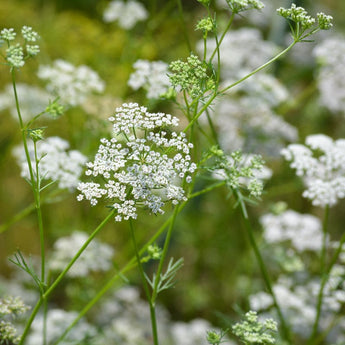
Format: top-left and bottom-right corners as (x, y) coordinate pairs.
(18, 209), (116, 345)
(208, 14), (235, 63)
(151, 205), (180, 304)
(188, 181), (226, 199)
(176, 0), (192, 52)
(183, 41), (297, 133)
(236, 191), (292, 343)
(33, 141), (45, 283)
(308, 205), (330, 343)
(0, 189), (66, 234)
(129, 219), (159, 345)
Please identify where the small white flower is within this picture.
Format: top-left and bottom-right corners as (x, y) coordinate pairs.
(26, 309), (96, 345)
(128, 60), (171, 99)
(49, 231), (115, 277)
(260, 210), (323, 252)
(0, 28), (16, 41)
(282, 134), (345, 207)
(37, 59), (105, 107)
(21, 26), (39, 42)
(103, 0), (148, 29)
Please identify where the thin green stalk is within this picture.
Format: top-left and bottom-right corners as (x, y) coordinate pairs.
(183, 40), (297, 133)
(189, 181), (226, 199)
(33, 140), (45, 283)
(308, 205), (330, 343)
(18, 209), (116, 345)
(220, 41), (297, 94)
(129, 219), (159, 345)
(12, 68), (47, 323)
(176, 0), (192, 52)
(237, 191), (292, 343)
(208, 14), (235, 63)
(51, 260), (137, 345)
(151, 205), (180, 304)
(0, 189), (65, 234)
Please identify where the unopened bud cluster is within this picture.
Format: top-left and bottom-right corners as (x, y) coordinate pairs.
(277, 4), (333, 41)
(169, 54), (214, 99)
(0, 26), (39, 69)
(232, 311), (277, 345)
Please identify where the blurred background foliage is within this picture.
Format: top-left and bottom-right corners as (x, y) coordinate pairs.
(1, 0), (345, 329)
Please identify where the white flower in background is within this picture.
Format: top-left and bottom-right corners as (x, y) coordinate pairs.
(103, 0), (148, 29)
(95, 286), (170, 345)
(260, 210), (323, 252)
(77, 103), (196, 222)
(49, 231), (114, 277)
(37, 59), (105, 107)
(210, 97), (297, 157)
(313, 35), (345, 114)
(128, 60), (171, 99)
(26, 309), (96, 345)
(13, 136), (87, 191)
(0, 296), (30, 345)
(229, 73), (289, 107)
(0, 83), (51, 122)
(281, 134), (345, 207)
(171, 319), (214, 345)
(250, 275), (344, 337)
(198, 28), (278, 79)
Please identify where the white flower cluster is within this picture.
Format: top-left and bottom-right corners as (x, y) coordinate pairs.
(281, 134), (345, 207)
(26, 309), (96, 345)
(103, 0), (148, 29)
(95, 286), (171, 345)
(171, 319), (222, 345)
(13, 136), (87, 191)
(0, 26), (40, 69)
(260, 210), (323, 252)
(0, 83), (51, 122)
(95, 286), (231, 345)
(313, 35), (345, 114)
(128, 60), (171, 99)
(77, 103), (196, 222)
(209, 97), (297, 157)
(49, 231), (115, 277)
(250, 274), (345, 337)
(37, 59), (105, 107)
(0, 296), (29, 345)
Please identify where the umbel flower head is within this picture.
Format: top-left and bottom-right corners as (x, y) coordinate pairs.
(77, 103), (197, 222)
(281, 134), (345, 207)
(0, 26), (40, 69)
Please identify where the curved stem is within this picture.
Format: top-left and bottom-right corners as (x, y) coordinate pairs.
(183, 41), (297, 133)
(208, 14), (235, 63)
(176, 0), (192, 52)
(18, 209), (116, 345)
